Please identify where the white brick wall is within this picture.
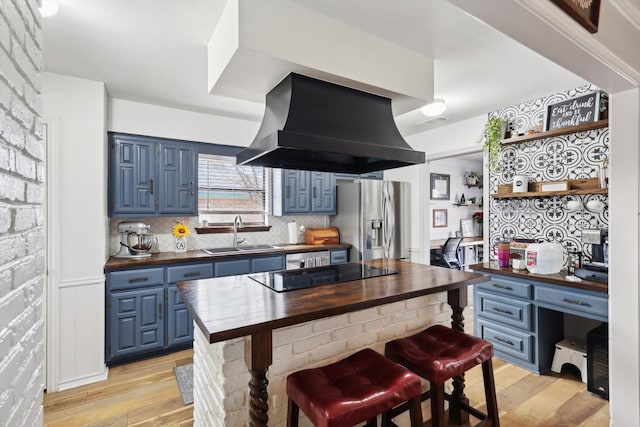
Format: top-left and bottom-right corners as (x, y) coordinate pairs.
(194, 294), (465, 427)
(0, 0), (45, 425)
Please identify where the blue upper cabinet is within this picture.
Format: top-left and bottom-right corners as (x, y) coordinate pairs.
(110, 135), (156, 215)
(272, 169), (336, 215)
(310, 171), (336, 213)
(158, 142), (196, 215)
(109, 133), (197, 217)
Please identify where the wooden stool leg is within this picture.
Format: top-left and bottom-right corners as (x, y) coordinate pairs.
(365, 417), (377, 426)
(408, 395), (424, 427)
(286, 398), (299, 427)
(430, 382), (445, 427)
(482, 359), (500, 427)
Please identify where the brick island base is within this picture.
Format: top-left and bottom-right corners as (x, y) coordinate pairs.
(193, 294), (455, 427)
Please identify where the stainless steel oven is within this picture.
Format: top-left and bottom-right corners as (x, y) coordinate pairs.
(285, 251), (331, 270)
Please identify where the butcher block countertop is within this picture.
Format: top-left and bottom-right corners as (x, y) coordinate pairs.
(469, 262), (607, 294)
(176, 259), (490, 343)
(104, 243), (350, 271)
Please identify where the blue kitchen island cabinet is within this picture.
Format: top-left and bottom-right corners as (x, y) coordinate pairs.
(109, 132), (197, 217)
(271, 169), (336, 215)
(471, 263), (608, 374)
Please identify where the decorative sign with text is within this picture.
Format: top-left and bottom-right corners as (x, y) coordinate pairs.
(545, 91), (600, 131)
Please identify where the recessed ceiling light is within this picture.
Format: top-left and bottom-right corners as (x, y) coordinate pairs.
(39, 0), (59, 17)
(420, 99), (447, 117)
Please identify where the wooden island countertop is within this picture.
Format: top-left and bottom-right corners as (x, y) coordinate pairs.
(177, 259), (489, 426)
(177, 259), (489, 343)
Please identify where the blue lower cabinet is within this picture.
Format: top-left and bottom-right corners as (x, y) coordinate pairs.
(214, 259), (251, 277)
(167, 285), (194, 347)
(109, 287), (165, 360)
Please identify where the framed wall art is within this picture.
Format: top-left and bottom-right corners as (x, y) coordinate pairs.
(430, 173), (450, 200)
(433, 209), (448, 228)
(549, 0), (601, 33)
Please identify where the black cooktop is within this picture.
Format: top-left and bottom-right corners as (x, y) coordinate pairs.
(248, 263), (397, 292)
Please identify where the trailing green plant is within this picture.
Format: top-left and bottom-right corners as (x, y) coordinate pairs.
(468, 171), (480, 180)
(480, 116), (503, 173)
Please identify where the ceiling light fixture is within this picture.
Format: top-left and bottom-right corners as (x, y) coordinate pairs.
(420, 99), (447, 117)
(39, 0), (59, 17)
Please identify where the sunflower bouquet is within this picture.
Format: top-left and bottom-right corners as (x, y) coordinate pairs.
(172, 222), (191, 238)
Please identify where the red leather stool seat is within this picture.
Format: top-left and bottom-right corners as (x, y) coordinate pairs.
(385, 324), (493, 385)
(286, 348), (423, 427)
(385, 325), (500, 427)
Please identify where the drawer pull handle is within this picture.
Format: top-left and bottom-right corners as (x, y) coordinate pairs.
(492, 307), (514, 315)
(183, 272), (201, 278)
(128, 277), (149, 283)
(561, 297), (591, 307)
(494, 336), (515, 346)
(492, 283), (513, 290)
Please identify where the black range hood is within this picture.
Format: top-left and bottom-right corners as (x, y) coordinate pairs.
(236, 73), (425, 174)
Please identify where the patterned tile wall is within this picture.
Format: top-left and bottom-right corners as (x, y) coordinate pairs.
(109, 215), (328, 255)
(489, 85), (609, 263)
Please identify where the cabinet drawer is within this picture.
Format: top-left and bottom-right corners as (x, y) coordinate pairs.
(477, 277), (532, 299)
(330, 249), (348, 264)
(109, 268), (164, 291)
(252, 255), (284, 273)
(477, 291), (532, 330)
(535, 285), (608, 320)
(215, 259), (251, 277)
(167, 263), (213, 283)
(477, 319), (533, 363)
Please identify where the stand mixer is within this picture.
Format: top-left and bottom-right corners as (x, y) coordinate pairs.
(114, 221), (157, 258)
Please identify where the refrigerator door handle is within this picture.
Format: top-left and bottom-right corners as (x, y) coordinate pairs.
(382, 183), (394, 258)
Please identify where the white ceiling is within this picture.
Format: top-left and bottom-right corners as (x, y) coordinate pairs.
(42, 0), (587, 136)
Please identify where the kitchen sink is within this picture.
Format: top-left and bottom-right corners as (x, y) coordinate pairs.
(202, 247), (241, 255)
(237, 245), (276, 251)
(202, 245), (276, 255)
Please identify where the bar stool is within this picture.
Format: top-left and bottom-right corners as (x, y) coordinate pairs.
(385, 325), (500, 427)
(286, 348), (423, 427)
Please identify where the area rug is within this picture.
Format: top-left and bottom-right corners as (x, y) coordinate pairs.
(173, 363), (194, 405)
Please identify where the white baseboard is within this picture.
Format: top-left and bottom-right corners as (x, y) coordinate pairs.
(56, 366), (109, 392)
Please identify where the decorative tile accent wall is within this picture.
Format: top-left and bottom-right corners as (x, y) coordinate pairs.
(489, 85), (609, 263)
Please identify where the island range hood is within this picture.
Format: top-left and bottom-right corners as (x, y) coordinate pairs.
(236, 73), (425, 174)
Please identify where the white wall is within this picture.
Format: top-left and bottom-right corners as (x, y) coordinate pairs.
(42, 73), (108, 390)
(609, 88), (640, 425)
(108, 98), (259, 146)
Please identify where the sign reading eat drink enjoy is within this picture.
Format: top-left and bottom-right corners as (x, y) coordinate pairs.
(545, 91), (600, 131)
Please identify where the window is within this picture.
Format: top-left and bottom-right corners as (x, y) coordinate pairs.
(198, 154), (267, 225)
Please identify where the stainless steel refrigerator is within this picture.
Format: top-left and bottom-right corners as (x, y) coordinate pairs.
(330, 180), (410, 261)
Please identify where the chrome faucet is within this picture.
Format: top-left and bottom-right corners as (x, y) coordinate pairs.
(233, 215), (245, 247)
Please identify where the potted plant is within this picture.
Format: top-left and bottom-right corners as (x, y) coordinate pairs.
(480, 116), (504, 173)
(467, 171), (480, 185)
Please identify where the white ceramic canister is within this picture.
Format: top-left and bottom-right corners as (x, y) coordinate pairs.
(513, 175), (528, 193)
(525, 242), (563, 274)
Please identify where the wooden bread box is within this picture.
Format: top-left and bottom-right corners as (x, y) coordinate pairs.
(304, 227), (340, 245)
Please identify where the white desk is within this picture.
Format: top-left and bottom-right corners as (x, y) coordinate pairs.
(430, 237), (484, 270)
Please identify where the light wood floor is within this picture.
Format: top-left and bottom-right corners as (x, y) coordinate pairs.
(43, 350), (609, 426)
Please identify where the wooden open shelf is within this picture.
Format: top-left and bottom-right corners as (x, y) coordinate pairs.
(492, 178), (607, 199)
(501, 119), (608, 145)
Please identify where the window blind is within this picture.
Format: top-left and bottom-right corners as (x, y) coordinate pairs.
(198, 154), (266, 225)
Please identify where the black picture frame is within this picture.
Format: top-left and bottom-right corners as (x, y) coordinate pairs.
(549, 0), (601, 33)
(544, 91), (600, 131)
(430, 173), (450, 200)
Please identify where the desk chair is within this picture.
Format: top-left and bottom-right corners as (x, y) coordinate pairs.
(432, 237), (462, 269)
